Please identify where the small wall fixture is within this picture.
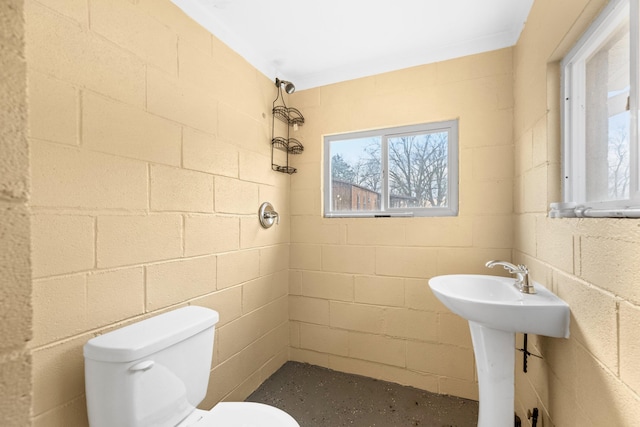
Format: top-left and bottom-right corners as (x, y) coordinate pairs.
(258, 202), (279, 229)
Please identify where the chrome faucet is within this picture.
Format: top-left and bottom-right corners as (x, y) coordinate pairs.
(485, 260), (536, 294)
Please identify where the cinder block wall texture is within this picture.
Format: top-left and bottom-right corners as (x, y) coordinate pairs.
(0, 0), (32, 426)
(5, 0), (640, 425)
(513, 0), (640, 425)
(288, 49), (515, 400)
(25, 0), (290, 425)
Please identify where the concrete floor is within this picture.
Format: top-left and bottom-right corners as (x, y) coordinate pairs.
(246, 362), (478, 427)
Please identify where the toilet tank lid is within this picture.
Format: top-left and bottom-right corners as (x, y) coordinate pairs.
(84, 306), (219, 363)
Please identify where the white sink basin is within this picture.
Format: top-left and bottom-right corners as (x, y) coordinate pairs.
(428, 273), (570, 427)
(429, 274), (570, 338)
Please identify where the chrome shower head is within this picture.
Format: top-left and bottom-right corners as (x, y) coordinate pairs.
(275, 78), (295, 94)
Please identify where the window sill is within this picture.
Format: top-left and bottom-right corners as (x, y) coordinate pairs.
(549, 202), (640, 218)
(324, 212), (414, 218)
(324, 208), (458, 218)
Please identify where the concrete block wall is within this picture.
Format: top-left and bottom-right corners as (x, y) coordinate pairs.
(288, 49), (515, 400)
(0, 0), (33, 425)
(513, 0), (640, 425)
(7, 0), (640, 424)
(25, 0), (290, 425)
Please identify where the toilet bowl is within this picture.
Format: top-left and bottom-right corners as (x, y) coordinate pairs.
(83, 306), (299, 427)
(178, 403), (298, 426)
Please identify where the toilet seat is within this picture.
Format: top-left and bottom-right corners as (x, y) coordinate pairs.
(189, 402), (300, 427)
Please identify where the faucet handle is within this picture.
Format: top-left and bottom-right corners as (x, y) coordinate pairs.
(258, 202), (279, 228)
(485, 260), (535, 294)
(486, 260), (521, 273)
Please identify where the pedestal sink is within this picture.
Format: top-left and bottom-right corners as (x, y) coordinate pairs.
(428, 274), (570, 427)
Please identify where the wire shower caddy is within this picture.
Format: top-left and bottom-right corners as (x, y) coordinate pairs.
(271, 81), (304, 174)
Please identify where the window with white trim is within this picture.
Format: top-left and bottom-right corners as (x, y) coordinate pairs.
(324, 120), (459, 218)
(560, 0), (640, 217)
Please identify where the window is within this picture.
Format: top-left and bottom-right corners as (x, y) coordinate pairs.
(560, 0), (640, 217)
(324, 120), (458, 217)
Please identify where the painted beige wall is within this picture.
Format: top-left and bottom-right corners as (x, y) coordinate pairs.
(0, 0), (33, 425)
(25, 0), (290, 424)
(288, 49), (514, 400)
(7, 0), (640, 424)
(513, 0), (640, 425)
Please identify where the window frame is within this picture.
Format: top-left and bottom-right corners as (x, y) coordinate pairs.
(561, 0), (640, 212)
(323, 120), (459, 218)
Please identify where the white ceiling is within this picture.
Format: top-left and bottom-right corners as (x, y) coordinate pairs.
(172, 0), (534, 91)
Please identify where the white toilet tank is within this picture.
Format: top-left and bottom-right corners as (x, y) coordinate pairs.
(84, 306), (219, 427)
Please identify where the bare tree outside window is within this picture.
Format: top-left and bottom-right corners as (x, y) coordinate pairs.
(608, 121), (630, 199)
(353, 142), (382, 194)
(331, 153), (356, 183)
(329, 137), (381, 212)
(325, 121), (457, 217)
(582, 17), (633, 204)
(388, 132), (449, 208)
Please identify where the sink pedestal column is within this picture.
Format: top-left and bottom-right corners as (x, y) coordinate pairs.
(468, 321), (515, 427)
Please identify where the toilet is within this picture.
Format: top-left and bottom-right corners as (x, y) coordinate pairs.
(83, 306), (300, 427)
